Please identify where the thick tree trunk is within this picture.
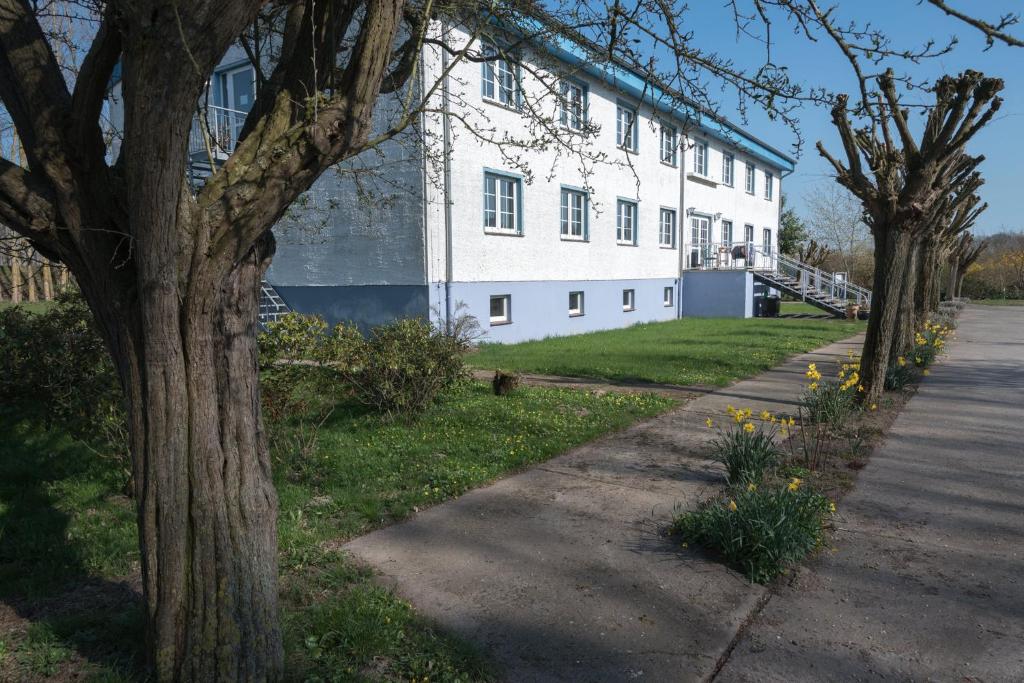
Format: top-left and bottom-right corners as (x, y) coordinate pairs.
(861, 228), (913, 404)
(891, 239), (919, 360)
(95, 235), (282, 682)
(915, 240), (937, 322)
(11, 253), (21, 303)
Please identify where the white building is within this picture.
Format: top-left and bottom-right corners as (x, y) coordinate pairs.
(162, 21), (861, 342)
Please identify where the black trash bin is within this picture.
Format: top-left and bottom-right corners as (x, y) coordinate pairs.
(763, 295), (781, 318)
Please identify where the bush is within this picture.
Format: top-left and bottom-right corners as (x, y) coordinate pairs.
(340, 318), (466, 418)
(709, 416), (784, 486)
(258, 312), (337, 369)
(0, 292), (128, 467)
(672, 482), (834, 583)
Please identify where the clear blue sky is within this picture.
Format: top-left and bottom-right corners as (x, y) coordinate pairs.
(675, 1), (1024, 235)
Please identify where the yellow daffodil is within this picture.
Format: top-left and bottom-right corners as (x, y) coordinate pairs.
(787, 477), (802, 492)
(923, 369), (931, 376)
(747, 483), (757, 492)
(760, 410), (771, 421)
(898, 356), (907, 367)
(726, 404), (736, 415)
(727, 499), (738, 512)
(743, 422), (756, 433)
(809, 382), (819, 391)
(870, 403), (877, 411)
(788, 417), (796, 426)
(705, 417), (714, 428)
(829, 501), (837, 513)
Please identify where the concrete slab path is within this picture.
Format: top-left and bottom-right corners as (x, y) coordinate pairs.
(345, 332), (863, 681)
(715, 304), (1024, 682)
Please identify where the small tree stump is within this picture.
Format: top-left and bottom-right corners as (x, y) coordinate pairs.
(492, 370), (521, 396)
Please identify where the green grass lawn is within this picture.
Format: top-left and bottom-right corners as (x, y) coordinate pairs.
(468, 317), (865, 387)
(973, 298), (1024, 306)
(780, 301), (831, 316)
(0, 381), (672, 681)
(0, 300), (54, 315)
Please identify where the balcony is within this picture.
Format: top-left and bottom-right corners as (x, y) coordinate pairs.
(188, 105), (248, 163)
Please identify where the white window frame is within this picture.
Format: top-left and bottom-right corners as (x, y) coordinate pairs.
(616, 103), (639, 152)
(765, 171), (774, 201)
(722, 153), (735, 187)
(722, 219), (733, 246)
(692, 140), (708, 176)
(569, 290), (585, 317)
(560, 187), (587, 240)
(744, 223), (755, 245)
(483, 170), (522, 234)
(481, 45), (519, 108)
(745, 162), (756, 194)
(763, 227), (773, 252)
(489, 294), (511, 325)
(616, 199), (638, 245)
(663, 286), (674, 307)
(660, 125), (678, 166)
(659, 208), (677, 248)
(622, 289), (636, 312)
(560, 80), (587, 130)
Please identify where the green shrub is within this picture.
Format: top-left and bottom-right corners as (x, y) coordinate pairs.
(710, 424), (783, 486)
(340, 318), (466, 418)
(257, 312), (337, 368)
(672, 483), (834, 583)
(0, 292), (127, 467)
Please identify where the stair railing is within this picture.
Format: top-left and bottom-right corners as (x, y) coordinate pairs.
(753, 246), (872, 309)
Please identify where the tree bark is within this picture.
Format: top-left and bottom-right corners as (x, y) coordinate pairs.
(861, 228), (913, 403)
(890, 238), (919, 360)
(90, 232), (283, 682)
(11, 253), (21, 303)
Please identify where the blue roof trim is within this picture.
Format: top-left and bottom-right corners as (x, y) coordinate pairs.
(503, 19), (796, 172)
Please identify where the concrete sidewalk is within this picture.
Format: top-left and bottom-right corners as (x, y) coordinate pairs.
(715, 304), (1024, 682)
(345, 332), (863, 681)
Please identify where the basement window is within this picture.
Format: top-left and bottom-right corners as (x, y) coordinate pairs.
(489, 295), (511, 325)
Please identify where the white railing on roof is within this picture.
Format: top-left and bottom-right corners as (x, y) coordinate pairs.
(189, 105), (248, 160)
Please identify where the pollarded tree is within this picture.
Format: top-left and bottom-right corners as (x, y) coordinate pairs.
(1, 0), (1020, 679)
(818, 70), (1002, 403)
(950, 232), (988, 298)
(916, 189), (985, 318)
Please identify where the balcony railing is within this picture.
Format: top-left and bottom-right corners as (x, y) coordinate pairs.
(684, 241), (775, 271)
(189, 105), (248, 161)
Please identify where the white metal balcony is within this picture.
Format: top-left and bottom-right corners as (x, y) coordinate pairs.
(189, 105), (248, 161)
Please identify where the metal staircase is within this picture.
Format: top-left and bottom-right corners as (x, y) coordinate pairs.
(259, 281), (290, 328)
(752, 248), (871, 318)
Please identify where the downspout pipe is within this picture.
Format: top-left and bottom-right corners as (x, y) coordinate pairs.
(676, 133), (687, 319)
(441, 23), (454, 328)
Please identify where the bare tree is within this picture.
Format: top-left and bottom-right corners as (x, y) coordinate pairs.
(0, 0), (1020, 678)
(803, 182), (872, 278)
(818, 70), (1002, 403)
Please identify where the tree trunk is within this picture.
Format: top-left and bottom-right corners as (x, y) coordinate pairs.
(42, 262), (53, 300)
(860, 227), (913, 404)
(915, 239), (936, 322)
(890, 239), (919, 360)
(92, 234), (283, 682)
(27, 264), (37, 302)
(11, 254), (21, 304)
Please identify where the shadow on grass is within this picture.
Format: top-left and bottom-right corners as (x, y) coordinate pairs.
(0, 409), (145, 680)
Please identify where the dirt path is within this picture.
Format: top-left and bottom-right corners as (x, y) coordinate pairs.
(346, 334), (864, 681)
(714, 304), (1024, 681)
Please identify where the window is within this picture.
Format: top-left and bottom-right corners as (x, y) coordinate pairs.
(569, 291), (585, 317)
(659, 208), (676, 248)
(616, 199), (638, 244)
(765, 172), (774, 201)
(660, 125), (678, 165)
(721, 219), (733, 246)
(489, 295), (511, 324)
(481, 45), (518, 108)
(763, 228), (772, 252)
(483, 171), (522, 233)
(744, 223), (754, 244)
(693, 140), (708, 176)
(663, 286), (674, 307)
(616, 103), (638, 151)
(622, 289), (635, 312)
(560, 81), (586, 130)
(722, 153), (735, 186)
(560, 187), (587, 240)
(745, 162), (756, 194)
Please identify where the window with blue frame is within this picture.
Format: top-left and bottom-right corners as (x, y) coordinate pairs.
(765, 171), (774, 201)
(659, 208), (676, 247)
(693, 140), (708, 176)
(560, 187), (588, 239)
(745, 162), (756, 194)
(616, 103), (638, 151)
(616, 199), (638, 244)
(660, 125), (678, 166)
(560, 81), (587, 130)
(481, 44), (519, 108)
(484, 171), (522, 233)
(722, 153), (735, 186)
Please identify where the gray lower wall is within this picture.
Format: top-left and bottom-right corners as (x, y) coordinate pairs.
(679, 270), (754, 318)
(274, 285), (429, 330)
